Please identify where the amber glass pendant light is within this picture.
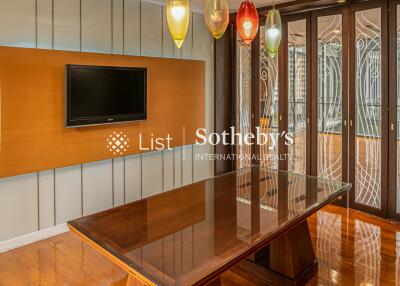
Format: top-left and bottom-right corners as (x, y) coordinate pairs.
(264, 2), (282, 57)
(204, 0), (229, 39)
(236, 0), (259, 44)
(166, 0), (190, 48)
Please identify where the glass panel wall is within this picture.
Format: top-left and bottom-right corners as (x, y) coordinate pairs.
(317, 15), (343, 182)
(288, 19), (307, 174)
(236, 33), (252, 169)
(355, 8), (382, 209)
(260, 26), (279, 169)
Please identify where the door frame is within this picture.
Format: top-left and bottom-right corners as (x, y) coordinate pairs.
(388, 0), (400, 220)
(310, 6), (349, 206)
(281, 12), (312, 175)
(348, 0), (389, 217)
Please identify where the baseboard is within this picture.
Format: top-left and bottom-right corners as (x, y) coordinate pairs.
(0, 223), (69, 253)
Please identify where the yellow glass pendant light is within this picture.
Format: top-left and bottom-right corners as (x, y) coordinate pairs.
(166, 0), (190, 48)
(204, 0), (229, 40)
(264, 3), (282, 57)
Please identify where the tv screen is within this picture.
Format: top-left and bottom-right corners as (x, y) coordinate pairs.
(66, 64), (147, 127)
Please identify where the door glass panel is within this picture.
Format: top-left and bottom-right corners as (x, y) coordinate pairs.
(288, 19), (307, 174)
(397, 5), (400, 213)
(260, 26), (279, 168)
(355, 8), (382, 209)
(236, 33), (252, 169)
(317, 15), (342, 182)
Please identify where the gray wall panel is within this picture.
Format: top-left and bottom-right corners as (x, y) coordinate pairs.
(0, 0), (35, 48)
(124, 154), (142, 202)
(113, 157), (125, 206)
(55, 165), (82, 224)
(37, 0), (53, 49)
(182, 145), (193, 185)
(124, 0), (140, 55)
(38, 170), (55, 229)
(53, 0), (80, 51)
(163, 149), (174, 191)
(112, 0), (124, 54)
(140, 2), (162, 57)
(174, 147), (182, 188)
(0, 173), (38, 241)
(82, 159), (113, 215)
(181, 12), (193, 60)
(142, 151), (163, 198)
(162, 5), (173, 58)
(81, 0), (112, 53)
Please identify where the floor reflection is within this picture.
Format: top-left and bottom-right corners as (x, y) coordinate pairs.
(354, 219), (381, 286)
(315, 211), (342, 285)
(306, 205), (398, 286)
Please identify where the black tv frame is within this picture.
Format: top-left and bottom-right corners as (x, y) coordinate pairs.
(66, 64), (147, 128)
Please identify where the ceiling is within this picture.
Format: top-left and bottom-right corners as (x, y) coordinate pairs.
(190, 0), (294, 13)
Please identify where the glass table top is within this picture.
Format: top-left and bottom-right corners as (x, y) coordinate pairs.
(68, 166), (351, 286)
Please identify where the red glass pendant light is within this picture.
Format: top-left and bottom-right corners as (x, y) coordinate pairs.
(236, 0), (259, 44)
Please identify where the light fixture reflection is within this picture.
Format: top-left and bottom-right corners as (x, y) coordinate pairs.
(166, 0), (190, 48)
(265, 7), (282, 57)
(236, 0), (259, 44)
(204, 0), (229, 39)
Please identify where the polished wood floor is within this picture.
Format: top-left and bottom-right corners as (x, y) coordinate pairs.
(0, 205), (399, 286)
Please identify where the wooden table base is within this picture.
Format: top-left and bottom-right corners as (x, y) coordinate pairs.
(247, 220), (318, 286)
(125, 275), (147, 286)
(122, 220), (317, 286)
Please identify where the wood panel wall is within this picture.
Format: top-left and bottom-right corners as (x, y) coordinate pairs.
(0, 46), (205, 178)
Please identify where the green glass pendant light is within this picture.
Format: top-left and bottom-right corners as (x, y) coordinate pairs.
(264, 1), (282, 57)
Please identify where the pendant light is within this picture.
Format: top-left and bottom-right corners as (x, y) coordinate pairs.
(166, 0), (190, 48)
(236, 0), (259, 44)
(204, 0), (229, 40)
(264, 2), (282, 57)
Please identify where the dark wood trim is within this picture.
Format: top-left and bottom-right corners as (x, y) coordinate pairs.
(278, 16), (288, 171)
(214, 24), (235, 175)
(310, 11), (318, 178)
(338, 5), (350, 207)
(348, 4), (356, 210)
(230, 0), (372, 23)
(388, 0), (400, 220)
(381, 0), (389, 219)
(306, 12), (312, 176)
(342, 6), (350, 203)
(251, 30), (261, 165)
(232, 28), (238, 170)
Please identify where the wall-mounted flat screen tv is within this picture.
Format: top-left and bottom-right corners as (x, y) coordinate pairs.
(66, 64), (147, 127)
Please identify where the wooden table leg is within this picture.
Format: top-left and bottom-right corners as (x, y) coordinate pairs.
(269, 220), (317, 285)
(204, 277), (222, 286)
(248, 220), (318, 286)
